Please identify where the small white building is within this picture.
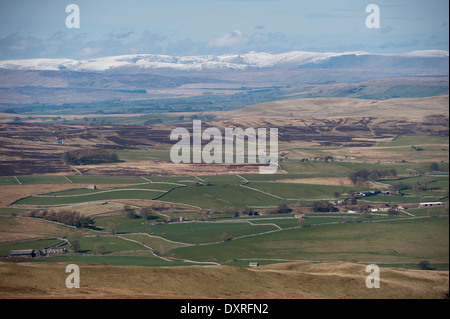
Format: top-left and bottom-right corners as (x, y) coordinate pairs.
(249, 262), (259, 267)
(419, 202), (443, 207)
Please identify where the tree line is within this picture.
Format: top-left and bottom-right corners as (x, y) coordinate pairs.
(349, 168), (397, 185)
(28, 209), (93, 228)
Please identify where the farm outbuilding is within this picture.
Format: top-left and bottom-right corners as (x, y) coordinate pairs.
(9, 249), (35, 258)
(44, 247), (67, 255)
(419, 202), (443, 207)
(169, 217), (189, 223)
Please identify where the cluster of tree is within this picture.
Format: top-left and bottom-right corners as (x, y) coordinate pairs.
(62, 149), (120, 165)
(411, 177), (433, 194)
(224, 202), (291, 217)
(311, 200), (339, 213)
(387, 208), (399, 216)
(418, 260), (431, 270)
(28, 209), (93, 228)
(390, 181), (406, 193)
(221, 232), (232, 242)
(267, 201), (292, 214)
(236, 206), (259, 216)
(124, 206), (158, 220)
(313, 155), (335, 162)
(299, 156), (335, 162)
(429, 162), (440, 171)
(218, 206), (258, 218)
(191, 178), (212, 186)
(349, 168), (397, 185)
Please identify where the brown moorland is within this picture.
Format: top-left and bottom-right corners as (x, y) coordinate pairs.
(0, 261), (447, 299)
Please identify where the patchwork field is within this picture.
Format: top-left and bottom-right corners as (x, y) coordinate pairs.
(0, 95), (448, 299)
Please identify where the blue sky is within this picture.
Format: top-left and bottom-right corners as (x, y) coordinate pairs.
(0, 0), (448, 59)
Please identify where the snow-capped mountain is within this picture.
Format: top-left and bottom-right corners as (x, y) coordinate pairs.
(0, 50), (448, 72)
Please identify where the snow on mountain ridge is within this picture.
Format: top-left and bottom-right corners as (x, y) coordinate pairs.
(0, 50), (447, 72)
(0, 58), (81, 71)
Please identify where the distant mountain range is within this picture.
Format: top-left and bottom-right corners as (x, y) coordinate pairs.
(0, 50), (448, 72)
(0, 50), (448, 111)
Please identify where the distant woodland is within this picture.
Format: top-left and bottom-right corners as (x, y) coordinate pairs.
(62, 149), (120, 165)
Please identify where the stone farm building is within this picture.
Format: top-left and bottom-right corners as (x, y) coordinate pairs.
(8, 247), (67, 258)
(43, 247), (67, 255)
(9, 249), (36, 258)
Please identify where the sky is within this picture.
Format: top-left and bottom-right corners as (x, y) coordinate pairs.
(0, 0), (448, 60)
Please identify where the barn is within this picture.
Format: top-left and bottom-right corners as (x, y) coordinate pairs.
(44, 247), (67, 255)
(419, 202), (443, 207)
(9, 249), (35, 258)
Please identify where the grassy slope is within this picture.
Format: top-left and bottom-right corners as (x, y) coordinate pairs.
(222, 95), (449, 119)
(0, 260), (447, 299)
(169, 217), (449, 264)
(145, 222), (277, 245)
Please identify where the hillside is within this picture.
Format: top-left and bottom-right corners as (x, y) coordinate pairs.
(1, 50), (447, 72)
(0, 50), (447, 108)
(0, 261), (447, 299)
(219, 94), (449, 119)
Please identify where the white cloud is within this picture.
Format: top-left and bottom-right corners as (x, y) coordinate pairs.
(207, 30), (248, 47)
(80, 47), (101, 56)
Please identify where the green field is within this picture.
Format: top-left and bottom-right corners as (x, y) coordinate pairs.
(66, 235), (145, 254)
(247, 182), (359, 199)
(380, 175), (449, 189)
(13, 182), (185, 206)
(0, 177), (20, 185)
(0, 175), (148, 185)
(94, 214), (161, 233)
(280, 159), (449, 176)
(15, 189), (169, 206)
(120, 233), (188, 253)
(16, 175), (71, 185)
(67, 175), (146, 184)
(1, 211), (447, 267)
(377, 135), (449, 147)
(2, 160), (449, 270)
(145, 221), (278, 244)
(168, 217), (449, 264)
(157, 184), (279, 209)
